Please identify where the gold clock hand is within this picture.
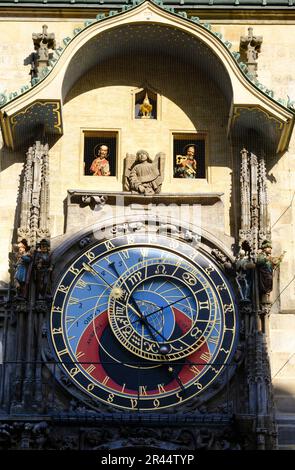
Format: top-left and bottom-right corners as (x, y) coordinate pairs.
(131, 292), (194, 325)
(168, 366), (186, 395)
(82, 262), (114, 289)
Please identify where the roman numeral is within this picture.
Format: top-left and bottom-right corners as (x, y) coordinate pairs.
(104, 240), (115, 251)
(157, 384), (166, 393)
(139, 385), (148, 396)
(199, 300), (209, 309)
(200, 352), (211, 362)
(68, 297), (81, 305)
(85, 365), (96, 374)
(76, 279), (88, 288)
(102, 376), (110, 386)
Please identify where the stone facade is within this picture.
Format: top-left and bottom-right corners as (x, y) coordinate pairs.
(0, 1), (294, 450)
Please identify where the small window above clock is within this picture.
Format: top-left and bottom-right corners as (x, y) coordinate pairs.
(135, 89), (157, 120)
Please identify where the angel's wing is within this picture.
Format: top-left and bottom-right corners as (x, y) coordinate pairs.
(124, 153), (137, 190)
(153, 152), (166, 180)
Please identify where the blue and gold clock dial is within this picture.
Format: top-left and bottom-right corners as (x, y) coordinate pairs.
(50, 233), (238, 411)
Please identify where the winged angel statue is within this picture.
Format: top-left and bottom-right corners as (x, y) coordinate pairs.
(124, 150), (165, 195)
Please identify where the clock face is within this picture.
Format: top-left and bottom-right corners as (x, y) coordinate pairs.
(50, 233), (238, 411)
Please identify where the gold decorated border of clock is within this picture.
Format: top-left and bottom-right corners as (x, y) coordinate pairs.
(50, 233), (238, 408)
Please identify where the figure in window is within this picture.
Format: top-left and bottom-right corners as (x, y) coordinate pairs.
(90, 144), (111, 176)
(174, 144), (197, 179)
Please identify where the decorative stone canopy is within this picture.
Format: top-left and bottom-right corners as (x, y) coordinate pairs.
(0, 0), (293, 152)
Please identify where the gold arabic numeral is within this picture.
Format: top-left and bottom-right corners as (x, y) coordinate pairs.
(126, 235), (135, 245)
(70, 367), (79, 377)
(102, 376), (110, 386)
(52, 327), (62, 334)
(153, 398), (160, 408)
(205, 265), (214, 275)
(107, 393), (115, 403)
(139, 385), (148, 396)
(87, 383), (95, 392)
(194, 381), (203, 390)
(52, 306), (63, 314)
(69, 266), (80, 276)
(182, 272), (197, 286)
(85, 364), (96, 375)
(224, 304), (234, 313)
(176, 392), (183, 402)
(130, 398), (138, 409)
(157, 384), (166, 394)
(217, 283), (226, 291)
(85, 251), (95, 261)
(58, 285), (69, 294)
(121, 383), (126, 393)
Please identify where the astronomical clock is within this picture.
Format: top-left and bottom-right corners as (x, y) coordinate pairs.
(48, 227), (239, 415)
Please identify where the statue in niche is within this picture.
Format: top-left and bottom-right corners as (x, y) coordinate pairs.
(174, 144), (197, 179)
(33, 239), (53, 300)
(139, 92), (153, 119)
(124, 150), (165, 195)
(90, 144), (111, 176)
(256, 240), (285, 303)
(235, 249), (255, 301)
(13, 239), (32, 299)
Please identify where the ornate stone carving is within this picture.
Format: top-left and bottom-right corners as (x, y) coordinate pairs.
(30, 25), (56, 81)
(239, 27), (263, 78)
(17, 141), (50, 247)
(81, 194), (108, 210)
(124, 150), (165, 195)
(239, 149), (270, 258)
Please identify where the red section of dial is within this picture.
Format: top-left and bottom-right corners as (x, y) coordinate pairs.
(76, 311), (210, 397)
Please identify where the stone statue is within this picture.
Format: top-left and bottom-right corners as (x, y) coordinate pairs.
(13, 239), (32, 299)
(256, 240), (285, 303)
(174, 144), (197, 179)
(239, 27), (263, 78)
(124, 150), (165, 195)
(139, 92), (153, 119)
(33, 239), (53, 300)
(31, 25), (56, 80)
(236, 249), (255, 301)
(89, 144), (111, 176)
